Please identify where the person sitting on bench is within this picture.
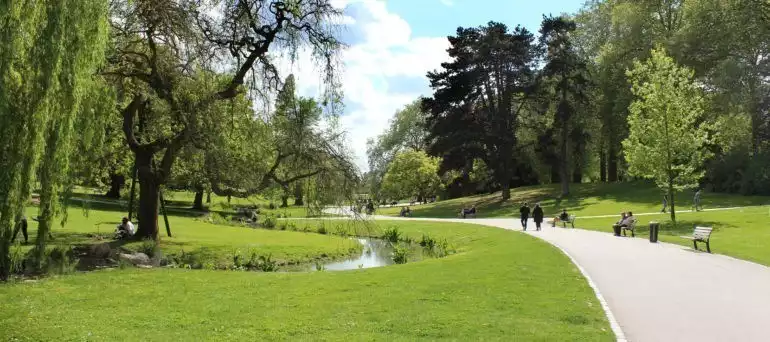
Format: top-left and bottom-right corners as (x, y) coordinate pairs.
(400, 206), (411, 217)
(612, 212), (627, 233)
(115, 217), (135, 239)
(553, 209), (570, 226)
(620, 212), (634, 227)
(461, 205), (477, 218)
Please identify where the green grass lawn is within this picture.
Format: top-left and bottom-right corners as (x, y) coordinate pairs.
(379, 181), (770, 218)
(15, 203), (360, 268)
(0, 220), (613, 340)
(575, 206), (770, 266)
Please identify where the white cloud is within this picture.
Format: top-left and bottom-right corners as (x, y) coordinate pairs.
(440, 0), (454, 7)
(280, 0), (450, 172)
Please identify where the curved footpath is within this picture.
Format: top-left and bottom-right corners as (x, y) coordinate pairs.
(366, 214), (770, 342)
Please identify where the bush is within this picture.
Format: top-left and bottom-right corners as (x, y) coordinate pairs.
(317, 225), (327, 235)
(382, 226), (401, 243)
(138, 238), (159, 258)
(261, 215), (276, 229)
(419, 234), (436, 249)
(391, 245), (408, 264)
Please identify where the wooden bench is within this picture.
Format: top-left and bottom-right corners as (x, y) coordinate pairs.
(681, 226), (714, 253)
(459, 209), (477, 219)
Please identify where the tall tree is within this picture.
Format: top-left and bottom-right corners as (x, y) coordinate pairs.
(380, 150), (442, 203)
(366, 99), (428, 199)
(424, 22), (538, 200)
(0, 0), (109, 278)
(623, 48), (711, 223)
(106, 0), (343, 239)
(539, 15), (592, 196)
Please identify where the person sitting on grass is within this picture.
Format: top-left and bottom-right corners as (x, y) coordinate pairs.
(552, 209), (570, 227)
(115, 217), (135, 239)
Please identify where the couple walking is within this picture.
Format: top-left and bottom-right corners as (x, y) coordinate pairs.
(519, 203), (544, 231)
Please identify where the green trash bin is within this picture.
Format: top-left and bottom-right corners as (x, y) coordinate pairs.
(649, 221), (660, 243)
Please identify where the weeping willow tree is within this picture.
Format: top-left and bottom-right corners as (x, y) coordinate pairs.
(0, 0), (109, 279)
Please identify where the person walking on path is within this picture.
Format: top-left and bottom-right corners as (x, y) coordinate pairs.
(519, 203), (531, 231)
(532, 204), (544, 231)
(693, 189), (702, 212)
(661, 195), (668, 213)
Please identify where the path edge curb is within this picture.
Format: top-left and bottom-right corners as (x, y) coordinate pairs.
(532, 235), (627, 342)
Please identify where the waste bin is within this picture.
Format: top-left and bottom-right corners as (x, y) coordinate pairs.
(649, 221), (660, 243)
(612, 224), (622, 237)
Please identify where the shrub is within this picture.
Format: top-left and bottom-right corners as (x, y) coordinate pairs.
(382, 226), (401, 243)
(256, 254), (277, 272)
(392, 245), (408, 264)
(419, 234), (436, 249)
(278, 222), (288, 230)
(138, 238), (159, 258)
(317, 225), (327, 235)
(268, 202), (276, 210)
(261, 215), (276, 229)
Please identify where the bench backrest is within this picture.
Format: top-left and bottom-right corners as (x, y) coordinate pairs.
(568, 214), (576, 221)
(628, 218), (638, 228)
(693, 226), (713, 240)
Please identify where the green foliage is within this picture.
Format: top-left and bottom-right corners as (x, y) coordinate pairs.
(0, 0), (109, 279)
(391, 244), (409, 264)
(380, 150), (442, 201)
(381, 226), (401, 243)
(261, 215), (277, 229)
(138, 239), (159, 259)
(623, 47), (712, 222)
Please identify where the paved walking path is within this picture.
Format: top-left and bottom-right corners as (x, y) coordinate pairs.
(348, 210), (770, 342)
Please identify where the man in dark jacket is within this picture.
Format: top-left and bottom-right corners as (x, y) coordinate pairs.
(532, 204), (544, 231)
(519, 203), (531, 231)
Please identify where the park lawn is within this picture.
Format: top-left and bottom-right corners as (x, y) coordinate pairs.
(378, 182), (770, 218)
(16, 204), (360, 267)
(574, 206), (770, 266)
(0, 220), (613, 341)
(69, 186), (334, 219)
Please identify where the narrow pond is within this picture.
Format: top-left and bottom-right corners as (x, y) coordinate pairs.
(313, 238), (395, 271)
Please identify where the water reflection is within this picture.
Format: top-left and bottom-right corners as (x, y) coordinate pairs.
(316, 238), (395, 271)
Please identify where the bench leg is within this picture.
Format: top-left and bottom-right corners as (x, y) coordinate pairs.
(706, 241), (711, 253)
(693, 240), (698, 251)
(571, 221), (575, 228)
(631, 230), (635, 238)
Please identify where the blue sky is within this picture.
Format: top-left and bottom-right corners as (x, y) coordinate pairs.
(290, 0), (586, 171)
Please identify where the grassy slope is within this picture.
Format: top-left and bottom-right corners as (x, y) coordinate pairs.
(576, 206), (770, 266)
(16, 203), (359, 266)
(378, 182), (770, 266)
(0, 220), (612, 341)
(379, 181), (770, 218)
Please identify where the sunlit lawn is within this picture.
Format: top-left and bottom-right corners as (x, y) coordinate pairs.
(15, 202), (359, 267)
(378, 181), (770, 218)
(576, 206), (770, 266)
(0, 220), (613, 341)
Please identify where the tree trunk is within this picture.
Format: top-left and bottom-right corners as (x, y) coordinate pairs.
(192, 189), (204, 211)
(572, 169), (582, 184)
(206, 191), (211, 204)
(293, 183), (303, 206)
(550, 165), (560, 183)
(280, 184), (289, 207)
(608, 144), (618, 182)
(599, 146), (607, 182)
(501, 181), (511, 200)
(135, 153), (159, 240)
(668, 184), (676, 224)
(105, 173), (125, 199)
(560, 130), (569, 196)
